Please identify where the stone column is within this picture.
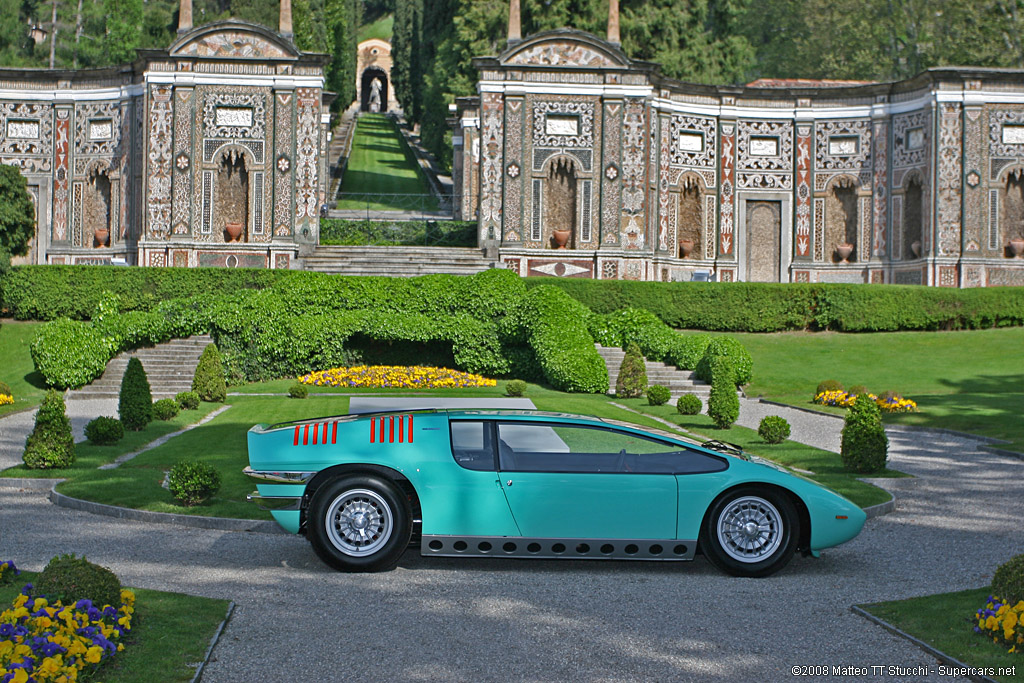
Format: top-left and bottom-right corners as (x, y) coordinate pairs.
(177, 0), (192, 33)
(508, 0), (521, 44)
(280, 0), (293, 38)
(607, 0), (620, 45)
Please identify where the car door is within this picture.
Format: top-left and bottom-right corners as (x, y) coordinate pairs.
(496, 421), (678, 540)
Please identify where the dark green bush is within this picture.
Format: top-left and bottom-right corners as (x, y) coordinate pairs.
(84, 416), (124, 445)
(192, 344), (227, 402)
(991, 554), (1024, 605)
(696, 337), (753, 385)
(152, 397), (180, 420)
(758, 416), (791, 444)
(505, 379), (527, 397)
(168, 460), (222, 506)
(840, 394), (888, 473)
(707, 357), (739, 429)
(676, 393), (703, 415)
(175, 390), (200, 410)
(848, 384), (869, 396)
(668, 334), (712, 370)
(35, 554), (122, 609)
(30, 319), (112, 389)
(23, 389), (75, 468)
(119, 357), (153, 431)
(288, 383), (309, 399)
(319, 219), (477, 247)
(646, 384), (671, 406)
(615, 343), (647, 398)
(816, 379), (844, 395)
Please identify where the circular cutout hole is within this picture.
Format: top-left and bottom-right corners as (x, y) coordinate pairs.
(551, 543), (566, 554)
(624, 544), (639, 555)
(527, 542), (541, 553)
(478, 541), (492, 552)
(600, 544), (614, 555)
(428, 540), (443, 551)
(503, 542), (517, 553)
(649, 544), (663, 555)
(453, 540), (468, 552)
(673, 544), (688, 555)
(576, 543), (590, 554)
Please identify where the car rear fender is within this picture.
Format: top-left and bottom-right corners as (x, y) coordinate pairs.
(300, 464), (421, 537)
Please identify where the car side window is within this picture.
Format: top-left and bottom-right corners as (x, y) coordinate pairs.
(496, 422), (726, 474)
(450, 421), (496, 471)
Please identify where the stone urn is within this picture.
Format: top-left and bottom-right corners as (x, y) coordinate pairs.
(225, 222), (243, 242)
(92, 227), (109, 248)
(679, 239), (694, 259)
(1010, 238), (1024, 258)
(910, 240), (921, 258)
(551, 229), (571, 249)
(835, 242), (854, 264)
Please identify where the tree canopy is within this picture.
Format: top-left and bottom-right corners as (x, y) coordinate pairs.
(0, 164), (37, 258)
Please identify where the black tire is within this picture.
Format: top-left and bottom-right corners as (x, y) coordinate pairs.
(700, 487), (799, 578)
(307, 475), (411, 572)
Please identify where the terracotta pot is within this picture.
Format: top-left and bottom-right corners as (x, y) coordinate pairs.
(93, 228), (109, 248)
(836, 242), (854, 264)
(1010, 238), (1024, 258)
(679, 239), (694, 259)
(910, 240), (921, 259)
(225, 222), (243, 242)
(551, 229), (571, 249)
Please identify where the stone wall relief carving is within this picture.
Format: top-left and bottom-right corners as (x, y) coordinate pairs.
(620, 98), (646, 246)
(815, 119), (871, 171)
(893, 110), (928, 169)
(674, 173), (704, 260)
(506, 41), (617, 68)
(74, 101), (122, 157)
(201, 89), (267, 140)
(0, 102), (53, 158)
(669, 114), (717, 170)
(988, 108), (1024, 159)
(937, 102), (963, 256)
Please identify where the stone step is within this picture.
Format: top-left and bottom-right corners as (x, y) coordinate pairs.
(69, 335), (212, 400)
(303, 246), (497, 277)
(595, 344), (719, 399)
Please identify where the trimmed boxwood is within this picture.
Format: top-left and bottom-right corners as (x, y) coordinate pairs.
(288, 383), (309, 399)
(34, 554), (121, 610)
(175, 390), (200, 410)
(991, 553), (1024, 605)
(676, 393), (702, 415)
(707, 357), (739, 429)
(168, 460), (222, 507)
(695, 336), (753, 386)
(119, 357), (153, 431)
(30, 319), (112, 389)
(840, 394), (888, 473)
(192, 344), (227, 402)
(23, 389), (75, 469)
(758, 415), (791, 444)
(646, 384), (671, 406)
(84, 416), (124, 445)
(505, 379), (527, 397)
(615, 343), (647, 399)
(152, 397), (180, 420)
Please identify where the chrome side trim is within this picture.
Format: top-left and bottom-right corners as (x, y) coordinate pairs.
(243, 466), (316, 484)
(421, 536), (697, 561)
(246, 491), (301, 511)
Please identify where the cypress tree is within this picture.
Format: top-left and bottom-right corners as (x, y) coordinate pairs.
(119, 357), (153, 431)
(615, 342), (647, 398)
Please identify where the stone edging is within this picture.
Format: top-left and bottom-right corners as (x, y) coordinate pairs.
(98, 405), (233, 470)
(191, 601), (236, 683)
(850, 605), (998, 683)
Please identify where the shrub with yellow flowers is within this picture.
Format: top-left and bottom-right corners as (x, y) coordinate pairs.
(0, 381), (13, 407)
(975, 595), (1024, 654)
(813, 389), (917, 413)
(300, 365), (496, 389)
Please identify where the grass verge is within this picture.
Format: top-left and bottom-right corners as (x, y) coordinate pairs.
(0, 321), (46, 417)
(859, 588), (1020, 683)
(0, 570), (230, 683)
(337, 114), (437, 210)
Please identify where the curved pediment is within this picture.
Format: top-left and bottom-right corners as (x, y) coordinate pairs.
(501, 30), (629, 68)
(170, 21), (300, 60)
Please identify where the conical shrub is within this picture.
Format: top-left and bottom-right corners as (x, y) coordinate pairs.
(707, 357), (739, 429)
(23, 389), (75, 469)
(615, 343), (647, 399)
(119, 357), (152, 431)
(840, 393), (888, 473)
(192, 343), (227, 403)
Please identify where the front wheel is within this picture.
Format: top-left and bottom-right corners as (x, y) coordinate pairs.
(308, 476), (411, 572)
(700, 488), (799, 578)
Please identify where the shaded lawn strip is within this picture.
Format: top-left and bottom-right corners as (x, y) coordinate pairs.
(0, 321), (46, 417)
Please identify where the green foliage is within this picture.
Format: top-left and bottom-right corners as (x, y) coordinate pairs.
(23, 390), (75, 469)
(817, 379), (844, 395)
(695, 336), (753, 385)
(192, 344), (227, 403)
(505, 379), (527, 397)
(0, 165), (36, 257)
(848, 384), (869, 396)
(615, 343), (647, 399)
(587, 308), (714, 372)
(319, 219), (477, 246)
(167, 460), (222, 507)
(0, 381), (10, 396)
(103, 0), (143, 63)
(152, 397), (180, 421)
(288, 383), (309, 399)
(676, 393), (703, 415)
(29, 319), (112, 390)
(840, 394), (888, 473)
(991, 554), (1024, 605)
(707, 357), (739, 429)
(758, 415), (791, 444)
(119, 357), (153, 431)
(646, 384), (671, 406)
(175, 390), (200, 410)
(35, 554), (122, 610)
(84, 416), (124, 445)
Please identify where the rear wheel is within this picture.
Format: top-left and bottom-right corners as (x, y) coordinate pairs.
(700, 488), (798, 577)
(308, 476), (411, 572)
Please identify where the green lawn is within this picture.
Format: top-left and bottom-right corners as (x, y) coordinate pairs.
(0, 571), (230, 683)
(860, 588), (1019, 683)
(0, 321), (46, 416)
(337, 114), (437, 210)
(358, 14), (393, 42)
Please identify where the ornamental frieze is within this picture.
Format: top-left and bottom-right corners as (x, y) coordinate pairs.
(988, 107), (1024, 159)
(531, 100), (594, 149)
(893, 110), (928, 169)
(506, 42), (617, 68)
(201, 88), (268, 140)
(815, 120), (871, 172)
(669, 114), (717, 171)
(74, 101), (122, 158)
(736, 121), (793, 172)
(173, 31), (292, 59)
(0, 102), (53, 157)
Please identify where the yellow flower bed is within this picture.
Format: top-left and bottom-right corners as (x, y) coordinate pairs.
(0, 395), (13, 407)
(975, 595), (1024, 654)
(300, 365), (497, 389)
(813, 390), (918, 413)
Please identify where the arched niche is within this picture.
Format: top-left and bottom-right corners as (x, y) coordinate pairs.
(1001, 166), (1024, 257)
(543, 156), (578, 249)
(215, 147), (250, 242)
(361, 67), (388, 113)
(825, 175), (859, 263)
(675, 173), (704, 259)
(83, 163), (112, 248)
(902, 173), (924, 260)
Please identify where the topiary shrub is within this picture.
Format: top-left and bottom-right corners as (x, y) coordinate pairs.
(288, 382), (309, 399)
(34, 554), (122, 609)
(676, 393), (702, 415)
(695, 336), (753, 386)
(848, 385), (868, 396)
(152, 397), (180, 420)
(23, 389), (75, 469)
(707, 357), (739, 429)
(168, 460), (222, 507)
(192, 344), (227, 403)
(646, 384), (670, 406)
(30, 318), (113, 389)
(840, 393), (888, 473)
(615, 343), (647, 398)
(85, 416), (124, 445)
(505, 379), (527, 397)
(816, 379), (844, 395)
(0, 381), (11, 396)
(991, 553), (1024, 605)
(118, 357), (152, 431)
(758, 415), (791, 444)
(175, 390), (200, 410)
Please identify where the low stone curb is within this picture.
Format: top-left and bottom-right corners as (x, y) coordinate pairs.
(98, 405), (233, 470)
(0, 477), (64, 491)
(192, 601), (236, 683)
(850, 605), (999, 683)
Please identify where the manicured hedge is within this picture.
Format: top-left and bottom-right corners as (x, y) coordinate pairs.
(319, 219), (477, 247)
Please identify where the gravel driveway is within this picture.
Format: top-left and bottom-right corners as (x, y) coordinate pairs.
(1, 399), (1022, 681)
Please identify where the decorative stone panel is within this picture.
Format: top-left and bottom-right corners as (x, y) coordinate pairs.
(795, 124), (812, 257)
(480, 92), (504, 242)
(503, 98), (525, 243)
(937, 103), (963, 256)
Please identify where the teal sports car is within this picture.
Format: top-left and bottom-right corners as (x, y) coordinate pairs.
(244, 409), (865, 577)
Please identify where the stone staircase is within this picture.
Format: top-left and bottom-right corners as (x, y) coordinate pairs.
(596, 344), (711, 400)
(301, 245), (499, 276)
(68, 335), (213, 400)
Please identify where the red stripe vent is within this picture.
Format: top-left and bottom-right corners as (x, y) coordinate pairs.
(370, 418), (376, 443)
(388, 416), (395, 443)
(331, 421), (338, 444)
(293, 426), (301, 446)
(368, 415), (415, 444)
(312, 422), (319, 445)
(379, 418), (385, 443)
(302, 424), (309, 446)
(398, 415), (404, 443)
(407, 415), (413, 443)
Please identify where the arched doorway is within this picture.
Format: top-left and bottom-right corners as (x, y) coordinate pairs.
(215, 148), (249, 242)
(903, 175), (923, 259)
(360, 68), (388, 112)
(1001, 167), (1024, 256)
(676, 175), (703, 258)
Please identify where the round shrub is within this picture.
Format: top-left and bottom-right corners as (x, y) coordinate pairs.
(192, 344), (227, 402)
(991, 553), (1024, 605)
(152, 397), (180, 420)
(615, 343), (647, 399)
(0, 381), (11, 396)
(168, 460), (222, 506)
(758, 415), (791, 444)
(23, 389), (75, 469)
(118, 357), (152, 431)
(848, 385), (869, 396)
(175, 390), (200, 410)
(646, 384), (671, 406)
(816, 379), (844, 395)
(85, 416), (124, 445)
(288, 382), (309, 399)
(35, 554), (122, 609)
(676, 393), (703, 415)
(707, 357), (739, 429)
(695, 336), (753, 385)
(840, 393), (888, 473)
(505, 379), (528, 397)
(30, 318), (113, 389)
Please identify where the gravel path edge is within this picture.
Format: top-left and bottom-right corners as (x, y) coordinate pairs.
(192, 601), (236, 683)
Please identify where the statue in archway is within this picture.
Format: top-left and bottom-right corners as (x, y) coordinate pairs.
(369, 78), (382, 112)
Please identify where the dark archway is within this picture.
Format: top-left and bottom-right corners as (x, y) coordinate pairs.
(360, 67), (388, 112)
